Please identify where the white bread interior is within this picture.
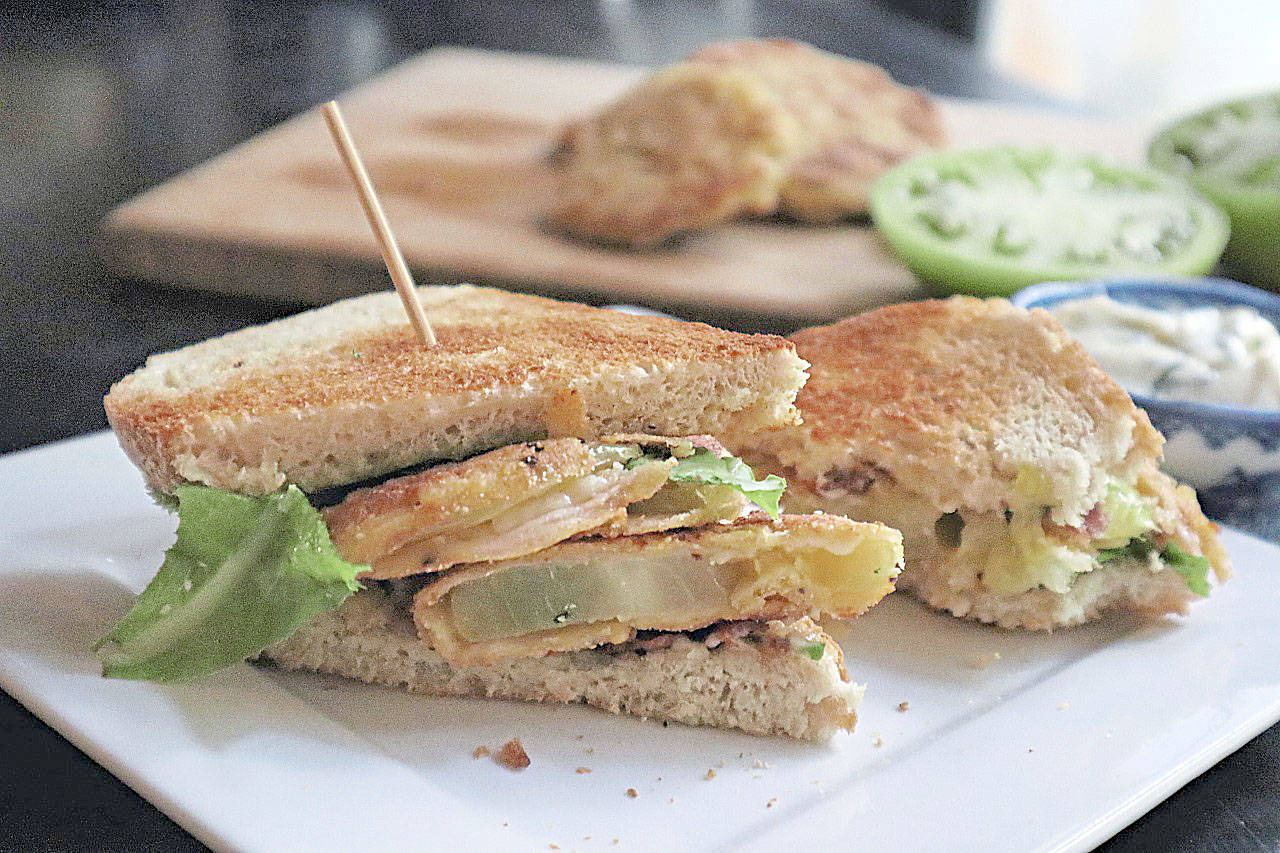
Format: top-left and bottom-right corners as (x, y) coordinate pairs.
(261, 587), (861, 741)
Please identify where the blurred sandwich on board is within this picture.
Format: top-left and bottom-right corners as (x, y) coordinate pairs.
(98, 285), (903, 740)
(549, 38), (944, 246)
(738, 296), (1229, 631)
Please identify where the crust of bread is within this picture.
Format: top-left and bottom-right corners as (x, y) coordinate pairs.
(690, 39), (945, 221)
(744, 297), (1164, 526)
(104, 285), (807, 495)
(260, 587), (862, 741)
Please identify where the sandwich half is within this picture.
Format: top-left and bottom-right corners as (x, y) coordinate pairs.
(99, 285), (903, 740)
(739, 297), (1230, 630)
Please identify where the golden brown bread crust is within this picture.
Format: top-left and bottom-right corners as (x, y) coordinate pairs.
(746, 296), (1164, 525)
(112, 289), (791, 426)
(689, 39), (945, 221)
(104, 285), (807, 494)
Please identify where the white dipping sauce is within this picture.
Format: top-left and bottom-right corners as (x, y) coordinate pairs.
(1049, 295), (1280, 409)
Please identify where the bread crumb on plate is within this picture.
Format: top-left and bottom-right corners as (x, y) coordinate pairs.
(496, 738), (530, 770)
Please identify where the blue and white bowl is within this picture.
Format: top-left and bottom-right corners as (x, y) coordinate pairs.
(1011, 278), (1280, 506)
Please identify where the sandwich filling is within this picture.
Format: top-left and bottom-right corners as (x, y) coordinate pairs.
(325, 436), (782, 578)
(411, 519), (901, 665)
(98, 436), (905, 681)
(778, 458), (1226, 605)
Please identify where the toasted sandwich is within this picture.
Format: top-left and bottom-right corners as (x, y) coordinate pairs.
(99, 285), (903, 740)
(738, 297), (1229, 630)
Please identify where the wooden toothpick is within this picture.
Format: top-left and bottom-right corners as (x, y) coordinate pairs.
(321, 100), (437, 346)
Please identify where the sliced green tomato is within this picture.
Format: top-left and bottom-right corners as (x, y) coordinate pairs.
(447, 554), (750, 642)
(441, 532), (900, 644)
(869, 146), (1229, 296)
(1149, 92), (1280, 288)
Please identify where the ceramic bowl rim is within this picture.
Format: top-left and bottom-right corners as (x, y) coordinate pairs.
(1011, 277), (1280, 427)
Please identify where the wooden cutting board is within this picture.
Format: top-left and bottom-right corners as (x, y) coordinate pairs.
(99, 46), (1147, 323)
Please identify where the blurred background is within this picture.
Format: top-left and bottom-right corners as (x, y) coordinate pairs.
(984, 0), (1280, 115)
(6, 0), (1280, 453)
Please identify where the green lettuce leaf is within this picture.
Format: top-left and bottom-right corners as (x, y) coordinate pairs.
(1160, 542), (1212, 597)
(96, 485), (365, 681)
(668, 449), (786, 520)
(1095, 536), (1156, 564)
(1094, 535), (1210, 596)
(797, 641), (826, 661)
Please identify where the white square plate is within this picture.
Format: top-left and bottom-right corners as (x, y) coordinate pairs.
(2, 433), (1277, 852)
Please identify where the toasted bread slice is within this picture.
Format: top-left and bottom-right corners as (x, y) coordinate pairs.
(261, 586), (862, 741)
(104, 285), (807, 496)
(754, 297), (1163, 524)
(738, 297), (1229, 629)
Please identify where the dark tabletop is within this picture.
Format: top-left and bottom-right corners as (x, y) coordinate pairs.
(1, 2), (1276, 850)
